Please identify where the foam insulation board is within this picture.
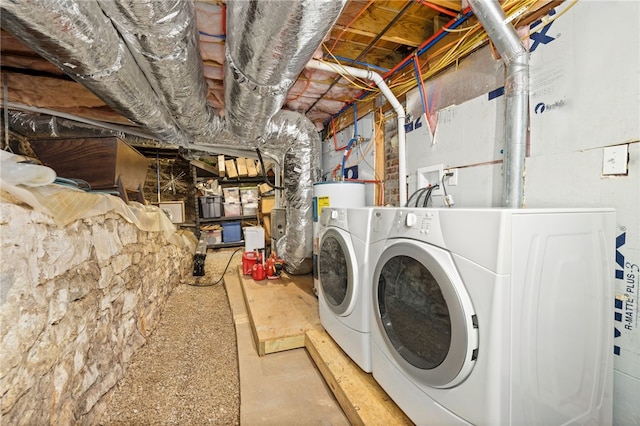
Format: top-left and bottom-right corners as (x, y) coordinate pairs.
(529, 1), (640, 156)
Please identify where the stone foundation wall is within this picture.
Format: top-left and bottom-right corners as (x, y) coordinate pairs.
(0, 203), (193, 424)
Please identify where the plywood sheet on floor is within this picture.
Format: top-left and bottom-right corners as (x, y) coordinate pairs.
(224, 263), (349, 426)
(238, 267), (320, 355)
(306, 329), (413, 426)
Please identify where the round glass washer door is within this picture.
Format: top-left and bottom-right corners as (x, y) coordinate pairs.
(318, 228), (358, 316)
(373, 241), (478, 388)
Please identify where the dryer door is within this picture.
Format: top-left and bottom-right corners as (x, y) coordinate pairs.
(319, 227), (358, 316)
(373, 240), (478, 388)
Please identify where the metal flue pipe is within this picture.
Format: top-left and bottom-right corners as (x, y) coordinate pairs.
(468, 0), (529, 208)
(306, 59), (408, 206)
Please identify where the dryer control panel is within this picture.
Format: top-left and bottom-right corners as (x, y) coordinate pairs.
(320, 207), (348, 230)
(390, 209), (446, 249)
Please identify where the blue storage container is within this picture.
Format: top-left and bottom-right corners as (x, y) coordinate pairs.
(222, 221), (242, 243)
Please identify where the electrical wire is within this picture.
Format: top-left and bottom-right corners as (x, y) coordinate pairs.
(185, 248), (243, 287)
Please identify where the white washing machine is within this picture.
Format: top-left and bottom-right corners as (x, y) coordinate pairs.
(369, 207), (615, 425)
(317, 206), (392, 372)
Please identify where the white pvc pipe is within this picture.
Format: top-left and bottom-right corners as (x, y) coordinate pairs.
(307, 59), (407, 206)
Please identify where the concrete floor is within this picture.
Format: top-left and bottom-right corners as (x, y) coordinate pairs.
(223, 256), (349, 425)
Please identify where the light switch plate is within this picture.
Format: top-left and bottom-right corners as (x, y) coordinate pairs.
(602, 145), (628, 176)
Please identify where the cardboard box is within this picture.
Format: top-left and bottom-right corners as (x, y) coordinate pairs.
(258, 182), (273, 194)
(261, 196), (275, 214)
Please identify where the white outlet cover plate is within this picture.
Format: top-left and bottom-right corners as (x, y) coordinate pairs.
(602, 145), (628, 175)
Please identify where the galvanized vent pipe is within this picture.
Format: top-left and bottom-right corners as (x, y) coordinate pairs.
(306, 59), (408, 206)
(468, 0), (529, 208)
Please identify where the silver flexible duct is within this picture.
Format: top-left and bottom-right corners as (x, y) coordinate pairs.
(2, 0), (338, 270)
(262, 111), (320, 274)
(468, 0), (529, 208)
(96, 0), (223, 137)
(224, 0), (346, 142)
(0, 0), (186, 144)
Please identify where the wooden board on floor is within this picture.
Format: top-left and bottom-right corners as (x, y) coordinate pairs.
(305, 329), (413, 426)
(238, 267), (320, 356)
(224, 270), (249, 327)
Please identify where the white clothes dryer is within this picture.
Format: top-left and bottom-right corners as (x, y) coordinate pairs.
(369, 208), (615, 425)
(317, 207), (392, 372)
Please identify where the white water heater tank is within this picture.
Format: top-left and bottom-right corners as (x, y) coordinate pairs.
(312, 181), (366, 293)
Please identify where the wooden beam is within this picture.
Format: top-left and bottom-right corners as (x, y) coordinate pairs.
(335, 1), (434, 49)
(333, 24), (423, 48)
(420, 0), (462, 12)
(305, 329), (412, 426)
(329, 42), (405, 71)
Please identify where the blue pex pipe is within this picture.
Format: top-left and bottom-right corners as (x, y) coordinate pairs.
(342, 138), (357, 178)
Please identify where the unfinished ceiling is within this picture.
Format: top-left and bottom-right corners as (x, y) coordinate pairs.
(0, 0), (555, 141)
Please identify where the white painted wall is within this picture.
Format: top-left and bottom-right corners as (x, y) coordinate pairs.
(403, 2), (639, 424)
(321, 113), (377, 206)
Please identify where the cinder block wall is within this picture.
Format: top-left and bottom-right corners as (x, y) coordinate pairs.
(0, 204), (192, 424)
